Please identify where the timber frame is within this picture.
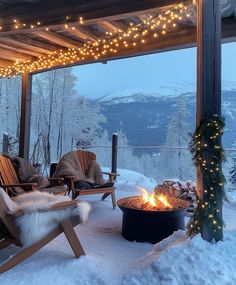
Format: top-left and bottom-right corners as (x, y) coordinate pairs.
(0, 0), (235, 241)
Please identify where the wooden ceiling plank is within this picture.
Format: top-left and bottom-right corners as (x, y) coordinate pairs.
(65, 26), (98, 41)
(0, 58), (14, 68)
(13, 34), (59, 52)
(98, 20), (125, 33)
(0, 0), (176, 35)
(0, 37), (46, 57)
(32, 30), (81, 48)
(29, 16), (236, 74)
(0, 47), (34, 61)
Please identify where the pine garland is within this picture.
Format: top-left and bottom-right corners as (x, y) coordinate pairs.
(187, 114), (226, 242)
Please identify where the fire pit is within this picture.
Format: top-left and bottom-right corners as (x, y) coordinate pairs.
(117, 188), (189, 244)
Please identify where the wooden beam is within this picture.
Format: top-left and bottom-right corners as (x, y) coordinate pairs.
(12, 35), (60, 53)
(29, 15), (236, 75)
(19, 73), (32, 160)
(0, 58), (14, 67)
(0, 47), (34, 62)
(98, 20), (126, 32)
(32, 30), (81, 48)
(196, 0), (222, 241)
(0, 36), (54, 55)
(0, 38), (45, 57)
(0, 0), (176, 35)
(66, 26), (99, 41)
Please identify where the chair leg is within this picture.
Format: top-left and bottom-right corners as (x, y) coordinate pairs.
(111, 191), (116, 209)
(1, 226), (64, 273)
(101, 193), (110, 200)
(0, 245), (38, 273)
(0, 239), (11, 249)
(61, 220), (85, 257)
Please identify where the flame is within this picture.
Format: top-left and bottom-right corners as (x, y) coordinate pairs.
(140, 187), (149, 203)
(156, 193), (173, 209)
(139, 187), (173, 209)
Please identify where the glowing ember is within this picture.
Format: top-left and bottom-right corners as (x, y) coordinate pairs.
(140, 187), (173, 210)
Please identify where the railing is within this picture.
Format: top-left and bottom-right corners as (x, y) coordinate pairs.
(80, 144), (236, 187)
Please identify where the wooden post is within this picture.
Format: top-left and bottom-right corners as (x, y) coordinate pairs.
(2, 133), (9, 153)
(111, 133), (118, 174)
(19, 73), (33, 160)
(196, 0), (222, 241)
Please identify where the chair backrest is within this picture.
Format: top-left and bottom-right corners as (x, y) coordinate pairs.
(0, 190), (20, 241)
(76, 150), (96, 174)
(0, 155), (19, 186)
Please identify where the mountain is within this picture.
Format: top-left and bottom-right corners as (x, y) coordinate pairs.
(96, 84), (236, 153)
(97, 84), (196, 105)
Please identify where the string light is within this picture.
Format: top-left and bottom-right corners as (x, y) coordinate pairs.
(0, 2), (190, 77)
(187, 115), (226, 242)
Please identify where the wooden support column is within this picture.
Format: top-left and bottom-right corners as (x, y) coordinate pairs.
(19, 73), (33, 160)
(196, 0), (222, 241)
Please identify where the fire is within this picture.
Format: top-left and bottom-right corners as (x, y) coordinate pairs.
(156, 193), (173, 208)
(140, 187), (173, 209)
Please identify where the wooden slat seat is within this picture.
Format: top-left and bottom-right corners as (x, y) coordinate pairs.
(0, 190), (85, 273)
(0, 154), (67, 196)
(54, 150), (119, 209)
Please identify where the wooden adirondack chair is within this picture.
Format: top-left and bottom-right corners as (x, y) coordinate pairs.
(0, 155), (66, 196)
(0, 191), (85, 273)
(54, 150), (119, 209)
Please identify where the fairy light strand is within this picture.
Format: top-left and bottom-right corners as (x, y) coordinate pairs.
(0, 2), (191, 77)
(187, 114), (226, 242)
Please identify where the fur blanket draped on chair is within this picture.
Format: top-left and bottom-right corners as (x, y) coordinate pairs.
(0, 188), (90, 247)
(52, 151), (105, 185)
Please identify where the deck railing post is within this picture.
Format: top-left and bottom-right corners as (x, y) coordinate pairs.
(196, 0), (222, 241)
(19, 72), (33, 160)
(111, 133), (118, 174)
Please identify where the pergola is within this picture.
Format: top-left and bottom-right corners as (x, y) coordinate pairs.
(0, 0), (236, 242)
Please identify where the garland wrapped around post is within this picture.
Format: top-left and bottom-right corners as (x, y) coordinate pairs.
(187, 114), (226, 242)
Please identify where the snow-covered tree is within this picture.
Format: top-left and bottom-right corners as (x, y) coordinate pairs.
(159, 96), (194, 181)
(29, 68), (110, 172)
(0, 77), (21, 154)
(228, 141), (236, 188)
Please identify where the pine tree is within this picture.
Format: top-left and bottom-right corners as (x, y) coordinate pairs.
(159, 96), (194, 181)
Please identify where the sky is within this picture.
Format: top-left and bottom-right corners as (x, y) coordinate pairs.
(72, 42), (236, 99)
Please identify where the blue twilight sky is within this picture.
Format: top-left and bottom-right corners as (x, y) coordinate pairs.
(72, 42), (236, 99)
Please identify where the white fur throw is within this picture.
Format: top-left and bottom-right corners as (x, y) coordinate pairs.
(0, 189), (91, 247)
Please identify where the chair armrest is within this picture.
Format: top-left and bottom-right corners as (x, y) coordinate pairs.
(64, 176), (78, 181)
(11, 200), (78, 217)
(102, 172), (120, 177)
(1, 183), (37, 188)
(48, 177), (64, 182)
(102, 172), (120, 182)
(37, 200), (78, 212)
(48, 177), (64, 186)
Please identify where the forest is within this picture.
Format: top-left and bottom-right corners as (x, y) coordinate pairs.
(0, 67), (235, 187)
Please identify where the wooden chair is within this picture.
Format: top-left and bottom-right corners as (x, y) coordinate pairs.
(55, 150), (119, 209)
(0, 192), (85, 273)
(0, 154), (66, 196)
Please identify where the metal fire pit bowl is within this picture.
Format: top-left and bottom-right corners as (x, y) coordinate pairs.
(117, 196), (189, 244)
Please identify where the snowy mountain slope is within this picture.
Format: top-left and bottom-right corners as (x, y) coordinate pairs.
(97, 81), (236, 105)
(98, 83), (236, 150)
(97, 85), (196, 105)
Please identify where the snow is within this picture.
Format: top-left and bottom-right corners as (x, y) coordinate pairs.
(98, 84), (196, 105)
(1, 169), (236, 285)
(97, 81), (236, 105)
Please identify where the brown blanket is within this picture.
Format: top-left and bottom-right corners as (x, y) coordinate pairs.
(52, 151), (105, 185)
(3, 154), (50, 189)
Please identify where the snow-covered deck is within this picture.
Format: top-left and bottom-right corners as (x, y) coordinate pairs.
(1, 169), (236, 285)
